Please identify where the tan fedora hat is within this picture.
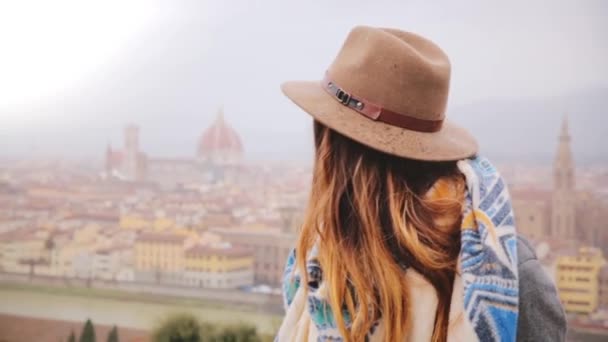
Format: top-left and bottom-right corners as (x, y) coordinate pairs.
(282, 26), (478, 161)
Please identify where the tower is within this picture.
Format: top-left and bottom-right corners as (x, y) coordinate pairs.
(123, 124), (140, 181)
(551, 116), (576, 240)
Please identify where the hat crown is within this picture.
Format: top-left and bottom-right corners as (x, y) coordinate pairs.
(327, 26), (451, 121)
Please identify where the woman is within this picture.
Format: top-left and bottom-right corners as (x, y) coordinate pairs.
(276, 26), (566, 341)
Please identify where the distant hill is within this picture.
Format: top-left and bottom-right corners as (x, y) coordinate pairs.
(449, 86), (608, 165)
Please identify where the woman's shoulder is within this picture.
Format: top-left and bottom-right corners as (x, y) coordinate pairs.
(516, 235), (558, 294)
(516, 235), (537, 266)
(515, 235), (567, 341)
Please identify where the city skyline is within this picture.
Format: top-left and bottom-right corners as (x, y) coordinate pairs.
(1, 90), (608, 341)
(3, 94), (607, 165)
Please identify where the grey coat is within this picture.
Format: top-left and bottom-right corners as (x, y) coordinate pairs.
(517, 236), (567, 341)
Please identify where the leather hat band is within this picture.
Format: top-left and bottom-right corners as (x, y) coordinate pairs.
(321, 74), (444, 133)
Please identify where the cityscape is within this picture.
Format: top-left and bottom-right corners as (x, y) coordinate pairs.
(1, 108), (607, 341)
(0, 110), (310, 341)
(0, 1), (606, 341)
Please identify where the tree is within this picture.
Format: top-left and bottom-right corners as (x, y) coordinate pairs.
(213, 325), (261, 342)
(68, 331), (76, 342)
(151, 314), (262, 342)
(106, 326), (119, 342)
(152, 314), (206, 342)
(79, 319), (96, 342)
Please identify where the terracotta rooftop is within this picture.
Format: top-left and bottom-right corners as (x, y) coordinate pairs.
(197, 110), (244, 157)
(185, 245), (253, 258)
(0, 227), (40, 242)
(96, 244), (132, 255)
(64, 212), (119, 222)
(136, 232), (187, 244)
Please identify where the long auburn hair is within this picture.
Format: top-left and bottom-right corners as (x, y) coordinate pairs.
(296, 121), (466, 341)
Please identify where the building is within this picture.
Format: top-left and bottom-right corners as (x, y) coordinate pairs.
(556, 247), (605, 313)
(54, 226), (103, 278)
(119, 213), (174, 231)
(105, 125), (147, 181)
(134, 232), (187, 284)
(214, 227), (295, 287)
(183, 244), (254, 289)
(551, 118), (576, 240)
(511, 189), (551, 241)
(144, 158), (208, 190)
(91, 246), (134, 281)
(512, 117), (608, 254)
(600, 265), (608, 309)
(575, 191), (608, 251)
(0, 228), (49, 274)
(105, 108), (245, 188)
(194, 109), (246, 185)
(197, 108), (244, 166)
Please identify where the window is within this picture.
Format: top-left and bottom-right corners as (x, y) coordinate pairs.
(567, 300), (589, 306)
(559, 287), (589, 294)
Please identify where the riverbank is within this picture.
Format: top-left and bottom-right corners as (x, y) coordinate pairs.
(0, 272), (283, 314)
(2, 283), (608, 341)
(0, 281), (248, 312)
(0, 284), (282, 336)
(0, 314), (148, 342)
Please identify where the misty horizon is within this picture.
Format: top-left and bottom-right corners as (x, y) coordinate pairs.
(1, 0), (607, 164)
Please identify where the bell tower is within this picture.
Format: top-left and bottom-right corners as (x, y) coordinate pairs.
(123, 124), (140, 181)
(551, 116), (576, 239)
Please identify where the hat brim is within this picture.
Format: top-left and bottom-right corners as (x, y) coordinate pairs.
(282, 80), (478, 161)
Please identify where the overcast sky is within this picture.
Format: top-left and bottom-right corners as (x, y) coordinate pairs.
(1, 0), (607, 161)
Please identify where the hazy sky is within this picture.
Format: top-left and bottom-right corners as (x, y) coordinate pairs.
(1, 0), (607, 161)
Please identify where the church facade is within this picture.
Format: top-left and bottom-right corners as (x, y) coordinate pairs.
(512, 117), (608, 254)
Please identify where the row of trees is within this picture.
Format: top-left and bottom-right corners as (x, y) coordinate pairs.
(64, 314), (265, 342)
(152, 313), (264, 342)
(67, 314), (266, 342)
(67, 319), (119, 342)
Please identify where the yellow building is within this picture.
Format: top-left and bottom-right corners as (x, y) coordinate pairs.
(214, 227), (295, 286)
(0, 228), (49, 274)
(600, 265), (608, 309)
(120, 214), (174, 231)
(183, 245), (254, 289)
(556, 247), (605, 313)
(42, 226), (103, 278)
(73, 224), (101, 244)
(134, 232), (186, 284)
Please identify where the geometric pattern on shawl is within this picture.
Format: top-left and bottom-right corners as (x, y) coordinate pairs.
(457, 157), (519, 342)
